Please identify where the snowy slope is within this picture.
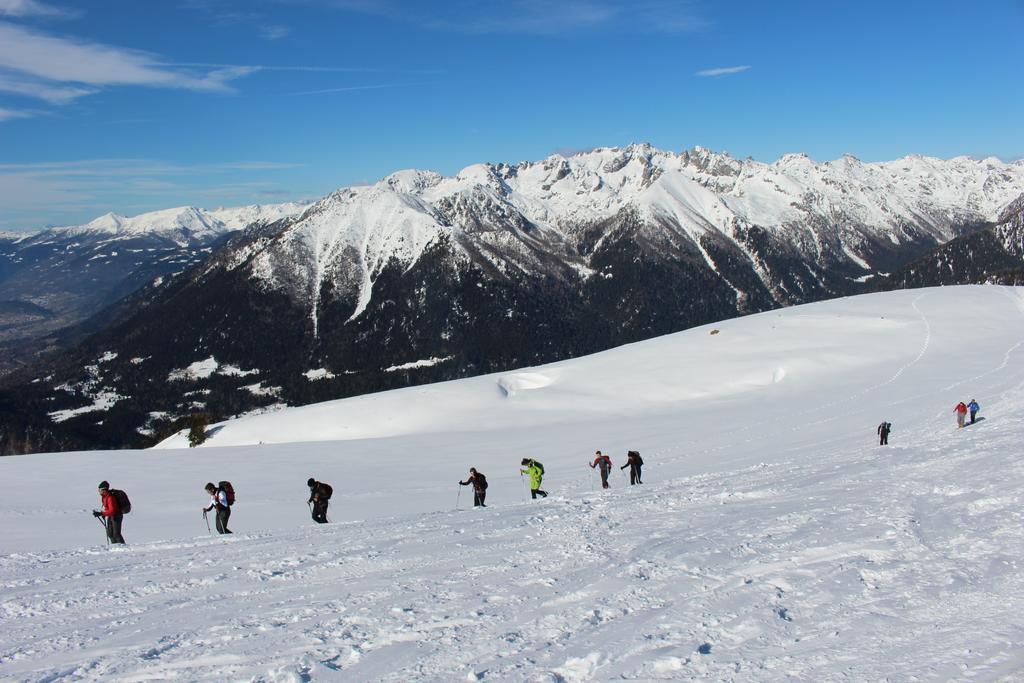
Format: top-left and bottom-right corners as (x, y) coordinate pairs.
(3, 286), (1024, 680)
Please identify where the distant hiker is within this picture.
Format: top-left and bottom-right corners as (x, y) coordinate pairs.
(954, 401), (968, 429)
(93, 480), (126, 544)
(877, 421), (892, 446)
(621, 450), (644, 485)
(307, 478), (333, 523)
(968, 399), (980, 424)
(520, 458), (548, 499)
(459, 468), (488, 507)
(202, 482), (232, 534)
(590, 450), (612, 489)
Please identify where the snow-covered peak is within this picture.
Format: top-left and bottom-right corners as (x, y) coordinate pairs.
(380, 169), (444, 194)
(208, 202), (310, 231)
(42, 202), (310, 242)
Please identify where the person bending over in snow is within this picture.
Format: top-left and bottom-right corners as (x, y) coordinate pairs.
(459, 468), (488, 507)
(590, 450), (612, 489)
(93, 480), (125, 544)
(621, 450), (644, 485)
(968, 399), (980, 425)
(307, 478), (333, 523)
(520, 458), (547, 499)
(877, 421), (892, 446)
(202, 482), (232, 534)
(954, 401), (968, 429)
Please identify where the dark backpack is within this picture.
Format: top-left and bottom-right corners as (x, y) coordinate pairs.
(532, 460), (545, 476)
(111, 489), (131, 514)
(218, 481), (235, 506)
(629, 451), (643, 466)
(476, 473), (488, 490)
(320, 483), (333, 500)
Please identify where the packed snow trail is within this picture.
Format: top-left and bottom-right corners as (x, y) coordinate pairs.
(3, 286), (1024, 680)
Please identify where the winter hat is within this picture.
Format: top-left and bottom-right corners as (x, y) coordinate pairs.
(307, 478), (316, 487)
(204, 482), (215, 491)
(98, 480), (109, 490)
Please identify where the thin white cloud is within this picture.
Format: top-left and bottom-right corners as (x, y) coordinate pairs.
(0, 0), (76, 18)
(288, 81), (430, 95)
(259, 24), (291, 40)
(0, 74), (96, 103)
(314, 0), (706, 35)
(0, 105), (32, 120)
(0, 21), (259, 99)
(695, 65), (751, 77)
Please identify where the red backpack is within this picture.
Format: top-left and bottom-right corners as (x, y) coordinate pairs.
(218, 481), (235, 506)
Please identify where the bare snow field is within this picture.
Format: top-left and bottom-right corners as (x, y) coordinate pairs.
(3, 286), (1024, 681)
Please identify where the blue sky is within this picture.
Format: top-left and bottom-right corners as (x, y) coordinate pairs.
(0, 0), (1021, 230)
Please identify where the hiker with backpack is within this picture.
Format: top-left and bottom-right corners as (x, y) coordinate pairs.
(954, 401), (968, 429)
(621, 450), (643, 485)
(202, 481), (233, 534)
(520, 458), (548, 499)
(877, 421), (892, 445)
(590, 450), (612, 489)
(968, 399), (980, 424)
(307, 478), (333, 523)
(458, 468), (488, 507)
(93, 480), (126, 544)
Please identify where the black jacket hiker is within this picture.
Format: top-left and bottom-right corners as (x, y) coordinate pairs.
(459, 468), (488, 507)
(307, 478), (333, 523)
(621, 450), (643, 485)
(203, 482), (232, 534)
(877, 421), (891, 445)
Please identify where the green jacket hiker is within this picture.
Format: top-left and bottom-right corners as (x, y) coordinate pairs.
(520, 458), (548, 499)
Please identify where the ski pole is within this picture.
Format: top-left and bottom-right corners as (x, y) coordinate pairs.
(456, 485), (462, 510)
(202, 509), (211, 534)
(97, 515), (109, 546)
(520, 472), (529, 499)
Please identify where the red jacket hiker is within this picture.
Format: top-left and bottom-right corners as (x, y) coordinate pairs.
(590, 451), (612, 489)
(99, 488), (119, 517)
(955, 401), (968, 428)
(94, 480), (125, 544)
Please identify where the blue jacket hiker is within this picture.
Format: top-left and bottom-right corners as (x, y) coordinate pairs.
(968, 399), (980, 424)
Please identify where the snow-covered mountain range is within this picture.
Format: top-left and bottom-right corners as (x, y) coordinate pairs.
(3, 286), (1024, 680)
(0, 202), (309, 373)
(245, 144), (1024, 328)
(2, 144), (1024, 455)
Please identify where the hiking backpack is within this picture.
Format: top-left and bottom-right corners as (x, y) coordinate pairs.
(218, 481), (236, 506)
(320, 483), (333, 500)
(111, 489), (132, 514)
(533, 460), (545, 476)
(476, 473), (488, 490)
(629, 451), (643, 466)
